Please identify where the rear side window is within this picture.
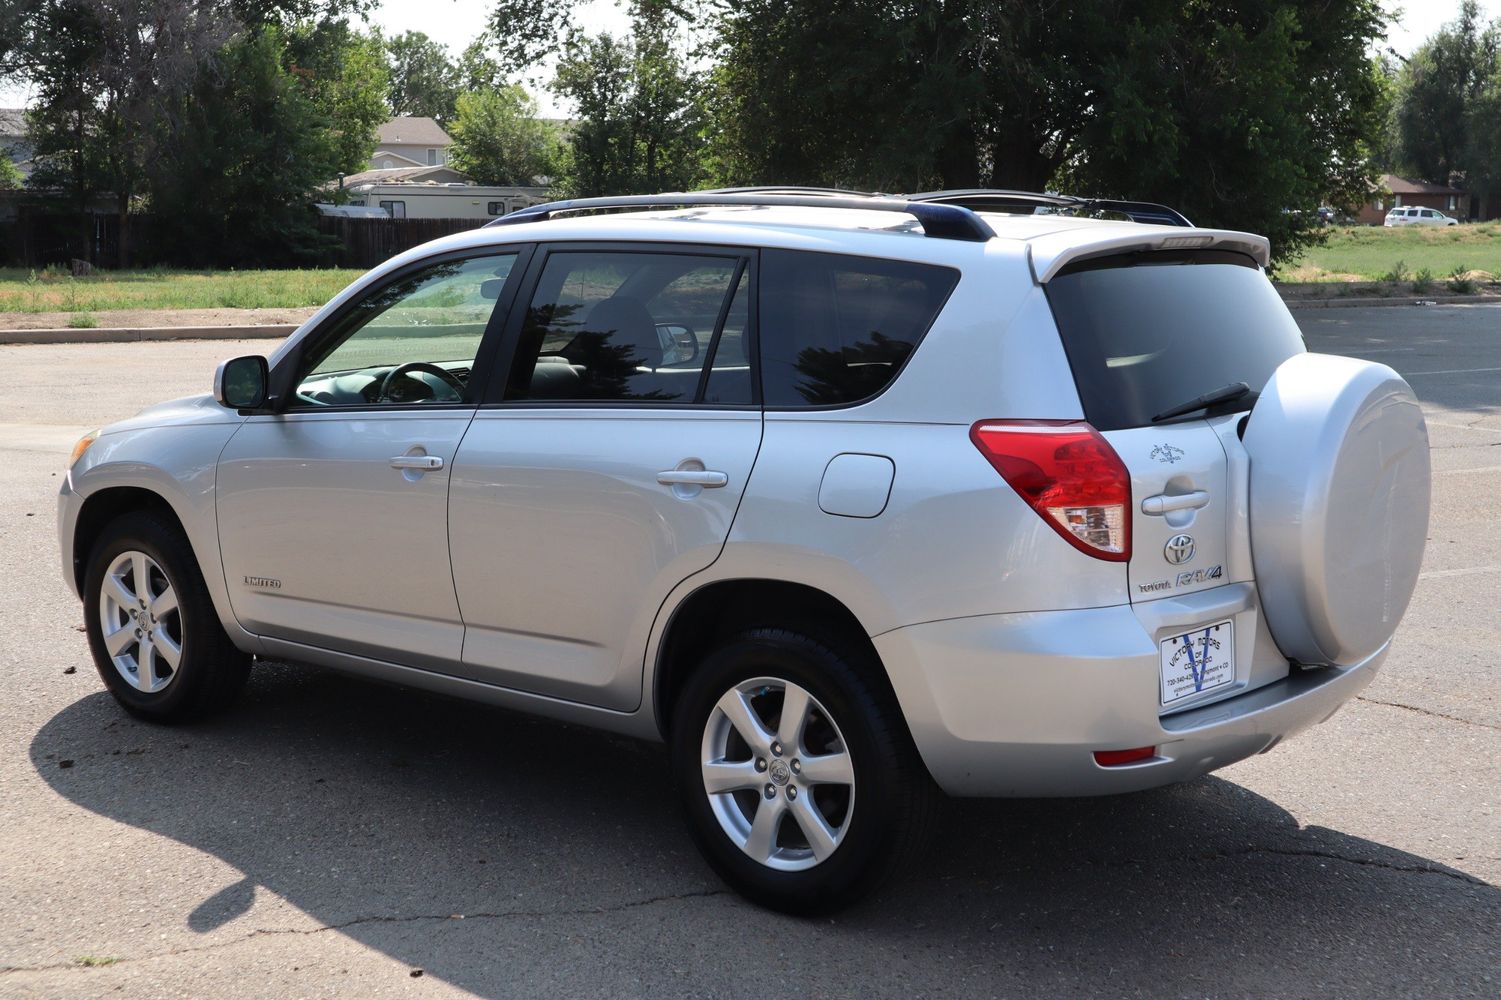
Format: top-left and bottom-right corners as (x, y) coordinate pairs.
(759, 250), (958, 408)
(1044, 251), (1305, 431)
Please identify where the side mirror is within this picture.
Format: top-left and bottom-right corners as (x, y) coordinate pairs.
(214, 355), (269, 410)
(657, 324), (699, 367)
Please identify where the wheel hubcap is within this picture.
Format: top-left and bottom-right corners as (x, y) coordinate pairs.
(700, 677), (856, 872)
(99, 550), (181, 694)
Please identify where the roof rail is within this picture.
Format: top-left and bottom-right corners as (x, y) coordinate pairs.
(484, 191), (997, 242)
(907, 189), (1193, 228)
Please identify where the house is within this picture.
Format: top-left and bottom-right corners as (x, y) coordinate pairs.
(371, 116), (453, 170)
(1355, 174), (1467, 224)
(0, 108), (35, 182)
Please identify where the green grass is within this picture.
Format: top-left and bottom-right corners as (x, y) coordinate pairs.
(1286, 223), (1501, 282)
(0, 266), (364, 314)
(75, 955), (120, 967)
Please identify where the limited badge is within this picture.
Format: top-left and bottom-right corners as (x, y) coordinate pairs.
(1150, 443), (1185, 464)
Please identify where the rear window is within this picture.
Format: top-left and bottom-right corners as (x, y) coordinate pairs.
(1044, 250), (1305, 431)
(759, 250), (958, 408)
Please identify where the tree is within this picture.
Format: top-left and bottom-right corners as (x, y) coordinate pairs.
(286, 20), (390, 173)
(704, 0), (1388, 266)
(552, 16), (709, 196)
(1389, 1), (1501, 196)
(448, 85), (560, 185)
(0, 157), (23, 191)
(384, 31), (459, 122)
(147, 29), (341, 266)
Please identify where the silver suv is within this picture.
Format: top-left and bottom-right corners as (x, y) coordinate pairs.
(58, 189), (1431, 912)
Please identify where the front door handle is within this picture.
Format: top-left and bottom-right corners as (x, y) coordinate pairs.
(1141, 490), (1210, 515)
(390, 455), (443, 471)
(657, 470), (728, 488)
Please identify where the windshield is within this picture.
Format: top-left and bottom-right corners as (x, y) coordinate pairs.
(1044, 250), (1306, 431)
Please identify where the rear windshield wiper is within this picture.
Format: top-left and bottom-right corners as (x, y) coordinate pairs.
(1151, 382), (1257, 423)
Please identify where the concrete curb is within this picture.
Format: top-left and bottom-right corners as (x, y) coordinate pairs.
(0, 324), (296, 346)
(1281, 294), (1500, 310)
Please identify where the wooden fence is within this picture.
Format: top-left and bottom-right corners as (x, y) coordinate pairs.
(0, 210), (489, 269)
(315, 216), (486, 268)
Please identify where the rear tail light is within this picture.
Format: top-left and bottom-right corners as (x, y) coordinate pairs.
(970, 419), (1131, 561)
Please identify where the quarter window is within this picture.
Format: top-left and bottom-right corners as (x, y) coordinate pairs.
(293, 253), (517, 407)
(757, 250), (958, 408)
(505, 250), (751, 404)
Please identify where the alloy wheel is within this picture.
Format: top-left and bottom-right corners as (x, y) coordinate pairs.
(98, 550), (182, 694)
(699, 676), (856, 872)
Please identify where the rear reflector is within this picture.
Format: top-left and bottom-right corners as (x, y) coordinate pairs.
(970, 420), (1131, 561)
(1093, 746), (1156, 767)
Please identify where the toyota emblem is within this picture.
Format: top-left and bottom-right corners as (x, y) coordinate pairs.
(1164, 534), (1196, 565)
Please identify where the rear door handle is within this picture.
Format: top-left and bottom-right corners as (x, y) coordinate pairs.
(1141, 490), (1210, 515)
(657, 470), (728, 488)
(390, 455), (443, 471)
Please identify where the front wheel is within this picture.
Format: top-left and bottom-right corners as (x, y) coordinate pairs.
(82, 511), (250, 722)
(670, 628), (936, 913)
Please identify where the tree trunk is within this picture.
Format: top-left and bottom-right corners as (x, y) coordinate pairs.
(936, 124), (980, 190)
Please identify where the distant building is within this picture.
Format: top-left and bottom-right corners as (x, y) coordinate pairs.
(0, 108), (34, 182)
(1356, 174), (1467, 224)
(326, 162), (550, 221)
(371, 116), (453, 170)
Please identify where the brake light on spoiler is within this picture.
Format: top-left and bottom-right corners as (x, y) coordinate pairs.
(970, 420), (1131, 561)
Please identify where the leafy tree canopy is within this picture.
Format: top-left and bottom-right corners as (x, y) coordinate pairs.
(448, 85), (561, 186)
(552, 13), (709, 196)
(384, 31), (460, 123)
(1389, 0), (1501, 195)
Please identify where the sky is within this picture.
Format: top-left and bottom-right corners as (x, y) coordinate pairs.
(0, 1), (1494, 113)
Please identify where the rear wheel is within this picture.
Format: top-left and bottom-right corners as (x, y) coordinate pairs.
(670, 627), (936, 913)
(83, 511), (250, 721)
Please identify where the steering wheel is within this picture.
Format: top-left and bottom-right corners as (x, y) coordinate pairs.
(377, 362), (466, 403)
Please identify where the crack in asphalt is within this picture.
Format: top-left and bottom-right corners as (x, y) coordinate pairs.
(1357, 695), (1501, 732)
(1220, 847), (1491, 887)
(0, 888), (731, 976)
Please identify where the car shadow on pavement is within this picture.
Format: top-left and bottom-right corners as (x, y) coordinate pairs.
(31, 662), (1500, 996)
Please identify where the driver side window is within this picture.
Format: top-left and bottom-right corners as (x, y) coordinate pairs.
(295, 253), (517, 407)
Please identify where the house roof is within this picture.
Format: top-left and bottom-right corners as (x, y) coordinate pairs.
(376, 116), (452, 147)
(0, 108), (26, 137)
(336, 165), (468, 187)
(1382, 173), (1464, 195)
(371, 150), (426, 168)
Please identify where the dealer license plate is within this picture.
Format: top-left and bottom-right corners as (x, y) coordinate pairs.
(1159, 620), (1235, 706)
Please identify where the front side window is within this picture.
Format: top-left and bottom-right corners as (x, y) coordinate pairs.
(293, 253), (517, 407)
(758, 250), (958, 408)
(506, 250), (750, 404)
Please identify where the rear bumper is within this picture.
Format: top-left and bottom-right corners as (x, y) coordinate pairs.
(873, 598), (1385, 797)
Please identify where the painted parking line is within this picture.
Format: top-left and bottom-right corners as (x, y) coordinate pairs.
(1426, 421), (1501, 433)
(1434, 465), (1501, 475)
(1403, 366), (1501, 376)
(1420, 565), (1501, 579)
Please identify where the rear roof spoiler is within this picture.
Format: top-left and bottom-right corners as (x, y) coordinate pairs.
(485, 191), (997, 242)
(1026, 228), (1271, 283)
(907, 189), (1194, 228)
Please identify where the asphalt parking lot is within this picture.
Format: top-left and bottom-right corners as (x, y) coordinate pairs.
(1, 306), (1497, 999)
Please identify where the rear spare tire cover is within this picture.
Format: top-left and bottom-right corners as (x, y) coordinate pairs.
(1242, 353), (1430, 665)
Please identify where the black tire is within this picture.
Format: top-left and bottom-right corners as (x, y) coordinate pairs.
(82, 510), (250, 722)
(670, 627), (937, 914)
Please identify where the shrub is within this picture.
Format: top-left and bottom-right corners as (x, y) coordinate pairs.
(1412, 267), (1435, 293)
(68, 313), (99, 329)
(1447, 265), (1477, 295)
(1380, 260), (1410, 285)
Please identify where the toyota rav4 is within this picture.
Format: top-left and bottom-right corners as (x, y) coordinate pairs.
(58, 189), (1431, 912)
